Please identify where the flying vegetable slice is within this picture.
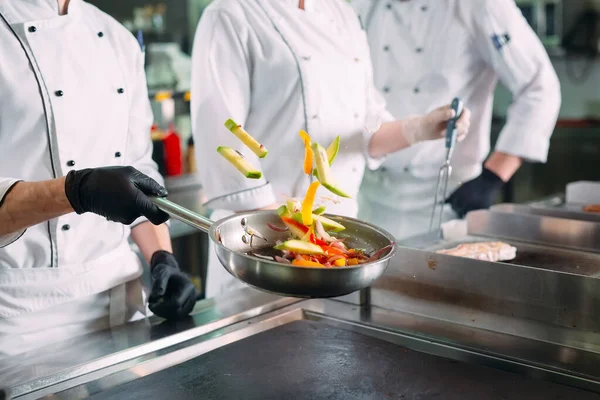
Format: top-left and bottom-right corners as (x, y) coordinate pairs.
(216, 147), (262, 179)
(224, 119), (268, 158)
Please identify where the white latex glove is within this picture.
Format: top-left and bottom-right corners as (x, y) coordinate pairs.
(402, 105), (472, 145)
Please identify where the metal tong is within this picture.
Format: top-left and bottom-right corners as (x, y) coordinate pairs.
(429, 97), (464, 234)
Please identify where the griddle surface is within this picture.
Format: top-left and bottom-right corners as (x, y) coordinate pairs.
(91, 320), (599, 400)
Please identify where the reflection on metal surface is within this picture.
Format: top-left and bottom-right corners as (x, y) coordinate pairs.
(467, 209), (600, 253)
(0, 288), (298, 398)
(28, 300), (600, 399)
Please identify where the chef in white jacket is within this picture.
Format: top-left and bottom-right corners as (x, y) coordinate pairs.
(351, 0), (561, 239)
(0, 0), (196, 357)
(191, 0), (471, 297)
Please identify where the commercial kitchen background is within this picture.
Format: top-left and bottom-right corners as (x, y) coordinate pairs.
(90, 0), (600, 298)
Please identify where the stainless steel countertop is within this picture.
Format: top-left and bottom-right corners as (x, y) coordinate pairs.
(0, 288), (298, 398)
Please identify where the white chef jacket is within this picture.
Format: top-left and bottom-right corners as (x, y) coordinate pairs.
(0, 0), (160, 327)
(191, 0), (393, 297)
(351, 0), (561, 239)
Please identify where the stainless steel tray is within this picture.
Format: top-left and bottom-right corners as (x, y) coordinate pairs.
(492, 203), (600, 224)
(423, 238), (600, 277)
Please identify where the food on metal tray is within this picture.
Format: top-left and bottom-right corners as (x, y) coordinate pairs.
(436, 241), (517, 262)
(583, 204), (600, 213)
(224, 118), (268, 158)
(216, 147), (262, 179)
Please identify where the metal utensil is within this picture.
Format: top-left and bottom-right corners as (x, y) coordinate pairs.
(151, 197), (396, 298)
(429, 97), (464, 234)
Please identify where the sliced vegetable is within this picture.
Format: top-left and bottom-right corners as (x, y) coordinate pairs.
(216, 147), (262, 179)
(267, 222), (289, 233)
(314, 219), (334, 242)
(301, 181), (320, 225)
(292, 259), (324, 267)
(275, 239), (324, 255)
(281, 216), (309, 239)
(299, 130), (313, 175)
(326, 135), (340, 165)
(274, 256), (291, 264)
(291, 212), (345, 232)
(224, 119), (268, 158)
(276, 205), (289, 217)
(333, 258), (346, 267)
(313, 205), (326, 215)
(322, 245), (347, 257)
(311, 142), (351, 198)
(347, 258), (360, 266)
(286, 198), (301, 214)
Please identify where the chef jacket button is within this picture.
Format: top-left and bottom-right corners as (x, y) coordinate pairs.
(66, 160), (75, 167)
(98, 32), (104, 37)
(55, 90), (64, 97)
(312, 114), (319, 119)
(354, 57), (360, 62)
(114, 151), (122, 158)
(383, 86), (391, 93)
(413, 87), (420, 94)
(421, 5), (428, 11)
(302, 56), (311, 61)
(354, 112), (359, 118)
(61, 224), (70, 231)
(28, 26), (37, 33)
(383, 45), (390, 52)
(404, 167), (410, 172)
(386, 3), (392, 9)
(381, 167), (387, 172)
(416, 47), (423, 53)
(117, 88), (125, 94)
(352, 167), (358, 173)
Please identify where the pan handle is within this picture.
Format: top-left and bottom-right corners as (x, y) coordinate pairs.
(151, 197), (213, 233)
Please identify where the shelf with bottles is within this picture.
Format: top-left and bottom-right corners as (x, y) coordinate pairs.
(151, 124), (197, 178)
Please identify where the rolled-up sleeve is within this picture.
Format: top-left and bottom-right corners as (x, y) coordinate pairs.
(191, 10), (276, 212)
(126, 45), (169, 227)
(468, 0), (561, 163)
(0, 178), (25, 247)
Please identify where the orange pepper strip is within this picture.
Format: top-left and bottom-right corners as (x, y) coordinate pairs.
(322, 246), (347, 257)
(301, 181), (320, 226)
(299, 130), (313, 175)
(292, 259), (324, 267)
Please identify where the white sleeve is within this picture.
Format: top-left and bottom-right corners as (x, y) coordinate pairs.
(0, 178), (25, 247)
(191, 10), (276, 212)
(467, 0), (561, 163)
(126, 45), (169, 228)
(361, 22), (395, 171)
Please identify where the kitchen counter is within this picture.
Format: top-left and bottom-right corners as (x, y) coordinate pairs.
(3, 251), (600, 398)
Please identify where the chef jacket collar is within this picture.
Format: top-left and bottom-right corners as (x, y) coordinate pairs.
(0, 0), (82, 24)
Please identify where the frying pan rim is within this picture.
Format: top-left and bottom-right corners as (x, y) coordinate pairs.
(207, 210), (397, 271)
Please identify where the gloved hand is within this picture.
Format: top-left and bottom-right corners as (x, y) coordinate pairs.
(403, 104), (472, 145)
(65, 166), (169, 225)
(446, 168), (505, 218)
(148, 250), (197, 320)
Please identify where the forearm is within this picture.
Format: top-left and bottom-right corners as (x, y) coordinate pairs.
(368, 120), (412, 159)
(484, 152), (523, 182)
(130, 221), (173, 264)
(0, 177), (73, 236)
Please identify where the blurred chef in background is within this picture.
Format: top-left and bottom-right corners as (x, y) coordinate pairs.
(191, 0), (471, 297)
(351, 0), (561, 239)
(0, 0), (196, 357)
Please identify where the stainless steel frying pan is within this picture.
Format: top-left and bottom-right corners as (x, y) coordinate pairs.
(151, 197), (396, 298)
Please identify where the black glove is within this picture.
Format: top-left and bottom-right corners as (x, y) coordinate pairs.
(446, 168), (504, 218)
(148, 250), (197, 320)
(65, 166), (169, 225)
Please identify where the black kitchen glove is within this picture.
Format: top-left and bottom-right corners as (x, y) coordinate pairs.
(446, 168), (505, 218)
(65, 166), (169, 225)
(148, 250), (197, 320)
